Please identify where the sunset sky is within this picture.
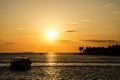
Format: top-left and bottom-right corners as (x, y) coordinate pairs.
(0, 0), (120, 52)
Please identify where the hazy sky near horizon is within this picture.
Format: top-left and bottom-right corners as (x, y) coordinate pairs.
(0, 0), (120, 52)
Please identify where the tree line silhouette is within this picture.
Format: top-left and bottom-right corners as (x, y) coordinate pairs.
(79, 44), (120, 55)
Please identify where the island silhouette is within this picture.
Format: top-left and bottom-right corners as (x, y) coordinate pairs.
(79, 44), (120, 56)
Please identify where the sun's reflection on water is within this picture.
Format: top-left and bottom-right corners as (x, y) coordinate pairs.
(43, 53), (61, 79)
(47, 53), (56, 66)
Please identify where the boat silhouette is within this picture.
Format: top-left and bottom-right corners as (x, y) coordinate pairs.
(9, 57), (32, 70)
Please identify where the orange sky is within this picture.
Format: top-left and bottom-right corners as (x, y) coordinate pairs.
(0, 0), (120, 52)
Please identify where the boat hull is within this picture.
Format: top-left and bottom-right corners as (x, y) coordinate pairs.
(9, 58), (31, 70)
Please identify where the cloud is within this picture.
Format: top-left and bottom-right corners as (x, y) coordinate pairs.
(80, 19), (89, 23)
(17, 27), (25, 31)
(69, 22), (79, 25)
(81, 39), (119, 43)
(104, 4), (112, 8)
(69, 19), (89, 25)
(55, 40), (73, 43)
(113, 11), (120, 15)
(66, 30), (77, 33)
(0, 42), (15, 45)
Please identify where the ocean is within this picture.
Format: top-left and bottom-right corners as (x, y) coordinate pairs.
(0, 53), (120, 80)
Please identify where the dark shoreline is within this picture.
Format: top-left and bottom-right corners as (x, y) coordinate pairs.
(0, 52), (120, 56)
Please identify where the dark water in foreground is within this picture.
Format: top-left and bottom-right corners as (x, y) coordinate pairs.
(0, 53), (120, 80)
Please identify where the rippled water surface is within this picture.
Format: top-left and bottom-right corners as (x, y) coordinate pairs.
(0, 53), (120, 80)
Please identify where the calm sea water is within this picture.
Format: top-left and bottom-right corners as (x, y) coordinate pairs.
(0, 53), (120, 80)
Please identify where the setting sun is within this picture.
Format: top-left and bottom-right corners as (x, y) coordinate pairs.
(48, 30), (56, 39)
